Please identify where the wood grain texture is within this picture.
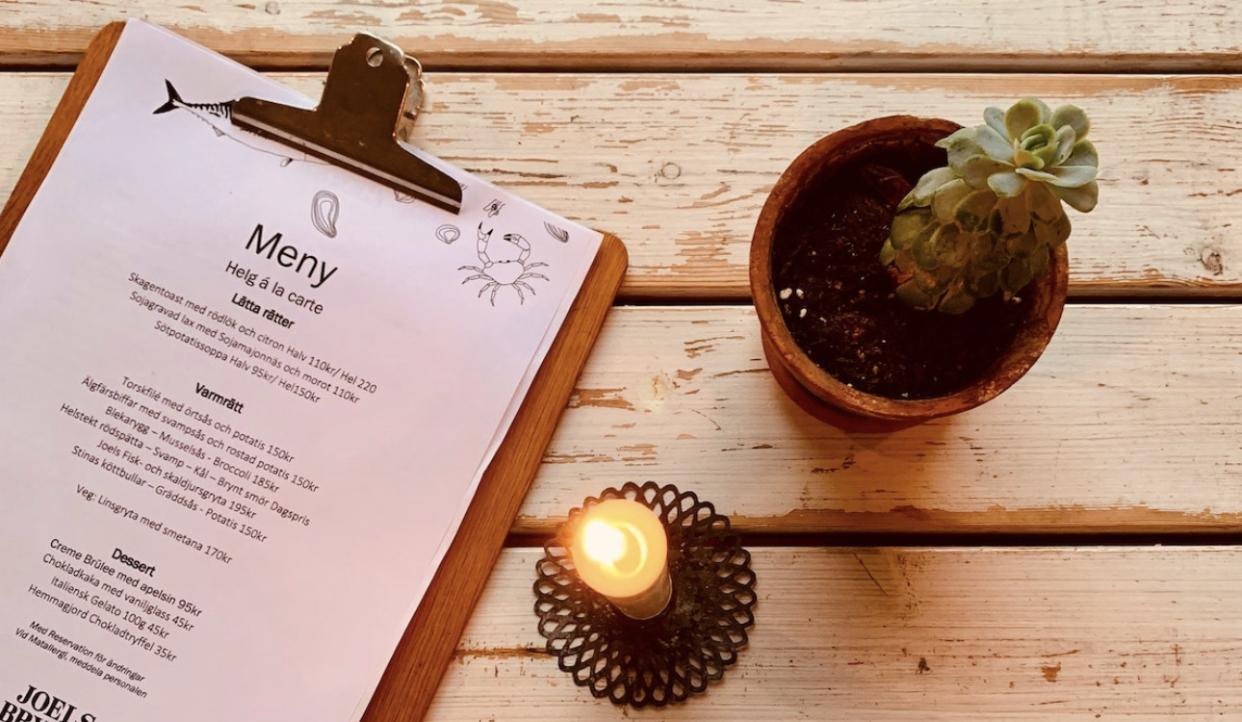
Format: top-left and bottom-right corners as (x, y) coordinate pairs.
(511, 304), (1242, 535)
(426, 547), (1242, 720)
(2, 1), (1241, 72)
(4, 72), (1240, 301)
(0, 26), (124, 257)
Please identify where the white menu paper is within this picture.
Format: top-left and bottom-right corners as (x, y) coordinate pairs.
(0, 20), (602, 722)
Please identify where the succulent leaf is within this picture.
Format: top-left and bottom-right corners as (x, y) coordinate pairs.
(1024, 181), (1062, 221)
(933, 223), (972, 268)
(972, 232), (1010, 272)
(1000, 258), (1034, 297)
(1053, 125), (1077, 164)
(993, 195), (1031, 237)
(1049, 104), (1089, 140)
(983, 106), (1007, 137)
(959, 155), (1011, 190)
(1013, 148), (1045, 171)
(889, 207), (932, 250)
(936, 128), (988, 169)
(1028, 243), (1051, 277)
(895, 279), (936, 310)
(1054, 179), (1099, 213)
(931, 178), (972, 222)
(988, 170), (1027, 197)
(937, 279), (977, 314)
(900, 167), (958, 210)
(1016, 163), (1098, 187)
(913, 264), (954, 295)
(1063, 139), (1099, 167)
(879, 238), (897, 266)
(968, 268), (1001, 298)
(886, 97), (1099, 312)
(975, 125), (1016, 164)
(1005, 99), (1046, 141)
(954, 190), (998, 232)
(1018, 124), (1060, 168)
(1033, 212), (1072, 248)
(1007, 227), (1040, 258)
(893, 246), (917, 274)
(912, 223), (943, 269)
(1030, 97), (1054, 121)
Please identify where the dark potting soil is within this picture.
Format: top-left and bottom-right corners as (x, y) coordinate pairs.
(769, 139), (1028, 400)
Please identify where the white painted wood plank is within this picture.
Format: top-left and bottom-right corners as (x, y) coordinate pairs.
(2, 0), (1241, 72)
(513, 304), (1242, 534)
(426, 547), (1242, 720)
(3, 73), (1242, 300)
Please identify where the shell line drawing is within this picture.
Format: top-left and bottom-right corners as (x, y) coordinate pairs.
(311, 190), (340, 238)
(436, 224), (462, 244)
(460, 223), (549, 305)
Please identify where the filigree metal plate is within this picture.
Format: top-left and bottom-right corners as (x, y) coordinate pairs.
(534, 482), (756, 707)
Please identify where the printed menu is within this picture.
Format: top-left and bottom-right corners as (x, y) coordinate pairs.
(0, 20), (602, 722)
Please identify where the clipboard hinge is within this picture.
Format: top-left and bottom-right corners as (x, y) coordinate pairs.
(231, 34), (462, 214)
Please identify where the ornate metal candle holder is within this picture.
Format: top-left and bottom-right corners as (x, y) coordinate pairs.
(534, 481), (756, 707)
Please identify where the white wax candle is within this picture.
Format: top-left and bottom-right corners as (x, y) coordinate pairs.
(570, 499), (672, 619)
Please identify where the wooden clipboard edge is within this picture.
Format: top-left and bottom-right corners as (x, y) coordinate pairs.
(361, 232), (627, 722)
(0, 21), (630, 721)
(0, 22), (125, 257)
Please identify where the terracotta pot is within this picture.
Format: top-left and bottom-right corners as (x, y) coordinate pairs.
(750, 116), (1068, 427)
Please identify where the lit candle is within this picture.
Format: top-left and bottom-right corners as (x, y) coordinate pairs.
(570, 499), (672, 619)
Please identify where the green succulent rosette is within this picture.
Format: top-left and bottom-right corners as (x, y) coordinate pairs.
(881, 98), (1099, 314)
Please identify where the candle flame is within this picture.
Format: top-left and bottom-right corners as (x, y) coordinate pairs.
(582, 519), (626, 565)
(570, 500), (669, 616)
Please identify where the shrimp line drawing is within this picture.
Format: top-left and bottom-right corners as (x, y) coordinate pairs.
(460, 223), (549, 305)
(153, 80), (318, 167)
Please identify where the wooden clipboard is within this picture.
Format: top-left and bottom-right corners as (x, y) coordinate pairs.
(0, 22), (627, 722)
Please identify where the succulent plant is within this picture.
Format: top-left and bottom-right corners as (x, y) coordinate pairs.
(881, 98), (1099, 314)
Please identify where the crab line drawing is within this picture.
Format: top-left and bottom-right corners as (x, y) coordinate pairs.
(460, 223), (549, 305)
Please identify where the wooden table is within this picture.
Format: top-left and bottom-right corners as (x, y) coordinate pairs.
(5, 2), (1242, 718)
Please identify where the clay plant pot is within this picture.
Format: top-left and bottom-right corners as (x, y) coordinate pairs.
(750, 116), (1068, 428)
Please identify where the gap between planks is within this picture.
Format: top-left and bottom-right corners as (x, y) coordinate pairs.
(4, 72), (1242, 302)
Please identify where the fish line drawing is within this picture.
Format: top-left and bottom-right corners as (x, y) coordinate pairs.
(153, 80), (318, 167)
(311, 190), (340, 238)
(460, 223), (549, 305)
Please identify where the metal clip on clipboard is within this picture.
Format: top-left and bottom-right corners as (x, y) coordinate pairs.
(231, 33), (463, 215)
